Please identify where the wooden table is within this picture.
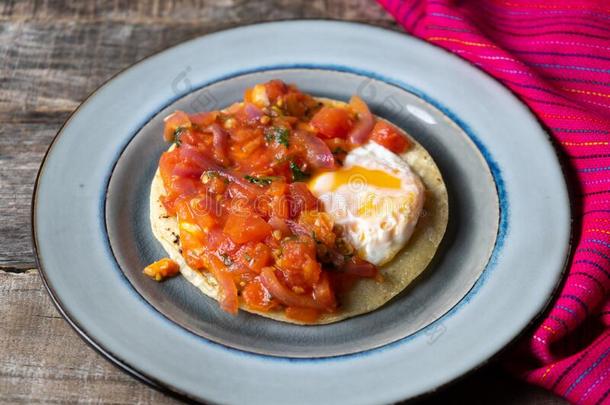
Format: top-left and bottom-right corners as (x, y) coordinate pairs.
(0, 1), (567, 403)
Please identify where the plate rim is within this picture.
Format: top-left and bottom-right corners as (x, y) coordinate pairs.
(31, 19), (572, 403)
(104, 65), (501, 358)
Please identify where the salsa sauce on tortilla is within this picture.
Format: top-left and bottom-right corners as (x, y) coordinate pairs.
(145, 80), (411, 322)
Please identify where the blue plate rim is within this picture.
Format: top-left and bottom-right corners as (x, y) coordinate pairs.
(100, 63), (508, 360)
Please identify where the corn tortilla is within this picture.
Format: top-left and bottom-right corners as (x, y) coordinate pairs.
(150, 98), (449, 324)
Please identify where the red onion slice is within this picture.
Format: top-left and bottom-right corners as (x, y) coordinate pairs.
(347, 96), (374, 145)
(209, 123), (230, 166)
(294, 130), (335, 170)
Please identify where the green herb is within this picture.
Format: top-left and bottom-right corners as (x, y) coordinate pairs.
(173, 127), (185, 146)
(243, 253), (252, 262)
(276, 127), (290, 147)
(265, 127), (290, 147)
(289, 161), (310, 182)
(219, 253), (233, 266)
(332, 147), (347, 155)
(244, 175), (278, 186)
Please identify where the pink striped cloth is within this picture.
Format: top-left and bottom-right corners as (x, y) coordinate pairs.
(376, 0), (610, 403)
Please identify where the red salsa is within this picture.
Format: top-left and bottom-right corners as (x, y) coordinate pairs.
(152, 80), (409, 322)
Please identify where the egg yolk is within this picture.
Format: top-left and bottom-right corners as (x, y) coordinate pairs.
(356, 194), (407, 217)
(308, 165), (402, 192)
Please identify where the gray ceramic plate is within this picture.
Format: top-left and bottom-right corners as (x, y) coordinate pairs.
(33, 21), (571, 404)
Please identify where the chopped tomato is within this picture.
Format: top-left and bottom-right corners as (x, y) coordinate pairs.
(285, 307), (319, 323)
(182, 246), (205, 269)
(143, 258), (180, 281)
(370, 121), (410, 154)
(264, 80), (288, 103)
(282, 91), (319, 118)
(244, 80), (287, 107)
(188, 197), (218, 232)
(175, 200), (207, 240)
(173, 162), (203, 179)
(163, 111), (191, 142)
(202, 172), (227, 194)
(268, 181), (287, 197)
(242, 280), (278, 311)
(312, 273), (336, 310)
(158, 150), (179, 186)
(276, 236), (321, 286)
(189, 111), (217, 128)
(266, 181), (289, 218)
(178, 129), (205, 146)
(260, 267), (324, 310)
(288, 182), (319, 218)
(270, 194), (289, 219)
(298, 211), (335, 247)
(310, 107), (352, 138)
(223, 212), (272, 244)
(206, 226), (238, 254)
(238, 242), (272, 273)
(347, 96), (374, 145)
(149, 80), (383, 321)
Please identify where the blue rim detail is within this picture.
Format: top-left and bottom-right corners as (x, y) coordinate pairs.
(101, 63), (509, 362)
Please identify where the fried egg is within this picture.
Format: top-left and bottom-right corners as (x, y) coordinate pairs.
(308, 142), (425, 265)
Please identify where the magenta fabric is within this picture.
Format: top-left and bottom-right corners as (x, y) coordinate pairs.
(376, 0), (610, 403)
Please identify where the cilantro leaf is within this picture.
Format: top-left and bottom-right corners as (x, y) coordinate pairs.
(173, 127), (185, 146)
(265, 126), (290, 147)
(244, 175), (278, 186)
(275, 127), (290, 147)
(289, 161), (310, 182)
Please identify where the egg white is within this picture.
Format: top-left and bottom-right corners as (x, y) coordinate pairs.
(308, 141), (425, 265)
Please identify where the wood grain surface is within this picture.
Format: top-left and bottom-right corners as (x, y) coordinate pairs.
(0, 0), (566, 403)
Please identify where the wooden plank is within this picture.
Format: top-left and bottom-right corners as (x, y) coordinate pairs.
(0, 122), (57, 268)
(0, 271), (178, 404)
(0, 0), (395, 24)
